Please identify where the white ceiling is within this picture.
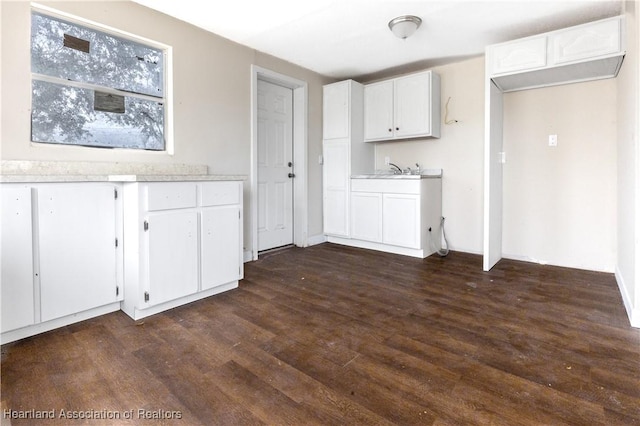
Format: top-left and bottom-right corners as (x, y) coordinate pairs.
(132, 0), (623, 80)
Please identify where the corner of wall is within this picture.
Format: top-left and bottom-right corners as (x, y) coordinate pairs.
(615, 266), (640, 328)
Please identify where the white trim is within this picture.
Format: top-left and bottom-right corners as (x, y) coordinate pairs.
(307, 234), (328, 247)
(250, 65), (308, 261)
(1, 302), (121, 345)
(327, 236), (433, 259)
(615, 266), (640, 328)
(122, 281), (238, 321)
(31, 3), (169, 49)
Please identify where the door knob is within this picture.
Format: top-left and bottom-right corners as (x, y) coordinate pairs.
(288, 173), (295, 178)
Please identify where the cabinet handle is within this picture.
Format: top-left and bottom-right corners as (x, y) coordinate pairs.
(288, 173), (295, 178)
(396, 127), (399, 131)
(388, 128), (392, 132)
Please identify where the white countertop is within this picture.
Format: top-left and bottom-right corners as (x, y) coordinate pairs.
(0, 160), (247, 183)
(0, 174), (247, 183)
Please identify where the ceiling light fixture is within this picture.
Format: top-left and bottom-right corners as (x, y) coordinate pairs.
(388, 15), (422, 39)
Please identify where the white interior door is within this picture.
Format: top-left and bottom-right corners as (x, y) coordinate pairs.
(257, 79), (294, 251)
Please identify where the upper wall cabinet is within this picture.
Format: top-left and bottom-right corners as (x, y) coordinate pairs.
(364, 70), (441, 142)
(490, 36), (548, 75)
(487, 16), (625, 92)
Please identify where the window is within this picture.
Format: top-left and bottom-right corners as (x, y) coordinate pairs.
(31, 11), (167, 150)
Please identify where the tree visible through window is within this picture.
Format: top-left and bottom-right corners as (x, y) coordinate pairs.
(31, 11), (166, 150)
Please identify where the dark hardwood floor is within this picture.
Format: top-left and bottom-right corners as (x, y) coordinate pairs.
(2, 243), (639, 425)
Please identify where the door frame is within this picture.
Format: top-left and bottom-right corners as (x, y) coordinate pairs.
(250, 65), (308, 261)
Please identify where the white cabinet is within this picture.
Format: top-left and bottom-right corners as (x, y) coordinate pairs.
(350, 191), (382, 243)
(122, 180), (243, 320)
(1, 183), (123, 343)
(1, 186), (35, 333)
(346, 177), (442, 258)
(363, 80), (394, 141)
(490, 36), (547, 75)
(146, 211), (199, 306)
(201, 181), (243, 291)
(487, 15), (625, 92)
(323, 140), (351, 237)
(382, 193), (421, 249)
(323, 81), (351, 140)
(37, 184), (121, 322)
(551, 18), (621, 65)
(201, 205), (242, 290)
(322, 80), (374, 238)
(364, 70), (441, 142)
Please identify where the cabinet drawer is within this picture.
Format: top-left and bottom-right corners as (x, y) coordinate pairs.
(351, 178), (421, 194)
(201, 181), (241, 206)
(146, 182), (197, 211)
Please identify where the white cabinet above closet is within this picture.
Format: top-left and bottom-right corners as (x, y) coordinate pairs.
(487, 15), (625, 92)
(364, 70), (441, 142)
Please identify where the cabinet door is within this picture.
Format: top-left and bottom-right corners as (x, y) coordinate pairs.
(551, 18), (621, 65)
(350, 192), (382, 242)
(38, 184), (119, 322)
(323, 81), (350, 140)
(146, 211), (198, 306)
(383, 193), (421, 248)
(489, 36), (547, 75)
(394, 72), (431, 139)
(1, 186), (35, 332)
(201, 206), (241, 290)
(323, 140), (350, 236)
(364, 80), (394, 141)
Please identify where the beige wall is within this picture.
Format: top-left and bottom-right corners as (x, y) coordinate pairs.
(0, 1), (331, 253)
(370, 56), (486, 254)
(503, 80), (617, 272)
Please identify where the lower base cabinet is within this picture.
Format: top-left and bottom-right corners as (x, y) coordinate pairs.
(331, 177), (442, 258)
(1, 179), (244, 343)
(122, 180), (243, 320)
(1, 183), (123, 344)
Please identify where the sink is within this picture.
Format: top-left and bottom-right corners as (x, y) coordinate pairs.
(352, 168), (442, 179)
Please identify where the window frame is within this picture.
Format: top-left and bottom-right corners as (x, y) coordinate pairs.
(30, 3), (174, 154)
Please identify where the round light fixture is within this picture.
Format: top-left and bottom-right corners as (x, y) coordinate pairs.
(388, 15), (422, 39)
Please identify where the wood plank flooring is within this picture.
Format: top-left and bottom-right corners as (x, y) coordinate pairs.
(2, 243), (639, 425)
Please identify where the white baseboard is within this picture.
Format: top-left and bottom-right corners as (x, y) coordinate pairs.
(502, 252), (614, 273)
(307, 234), (327, 247)
(1, 302), (121, 344)
(615, 266), (640, 328)
(243, 250), (253, 263)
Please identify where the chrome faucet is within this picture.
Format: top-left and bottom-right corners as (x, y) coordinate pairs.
(389, 163), (402, 174)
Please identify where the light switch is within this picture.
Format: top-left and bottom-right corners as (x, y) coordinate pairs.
(549, 134), (558, 147)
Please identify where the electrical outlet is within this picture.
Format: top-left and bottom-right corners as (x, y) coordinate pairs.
(384, 156), (390, 166)
(549, 134), (558, 147)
